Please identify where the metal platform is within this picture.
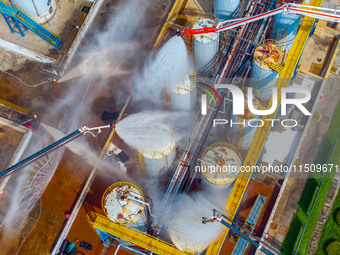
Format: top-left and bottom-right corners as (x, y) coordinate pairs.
(87, 212), (191, 255)
(0, 1), (62, 49)
(232, 194), (266, 255)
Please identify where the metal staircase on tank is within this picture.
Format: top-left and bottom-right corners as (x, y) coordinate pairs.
(0, 1), (63, 49)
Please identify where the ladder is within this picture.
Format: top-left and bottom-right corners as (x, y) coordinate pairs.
(0, 1), (63, 49)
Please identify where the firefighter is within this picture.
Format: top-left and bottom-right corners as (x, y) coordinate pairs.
(48, 78), (57, 85)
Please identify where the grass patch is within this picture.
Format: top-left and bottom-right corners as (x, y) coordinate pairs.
(281, 102), (340, 255)
(315, 192), (340, 255)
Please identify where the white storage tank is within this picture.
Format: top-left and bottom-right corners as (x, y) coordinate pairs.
(271, 0), (303, 50)
(214, 0), (240, 21)
(11, 0), (57, 24)
(169, 210), (214, 253)
(115, 114), (176, 179)
(252, 40), (283, 101)
(230, 88), (263, 150)
(169, 70), (196, 111)
(193, 17), (219, 73)
(200, 142), (242, 192)
(137, 121), (176, 179)
(102, 182), (149, 231)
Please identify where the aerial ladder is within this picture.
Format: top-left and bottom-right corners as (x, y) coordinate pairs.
(0, 124), (115, 180)
(178, 3), (340, 37)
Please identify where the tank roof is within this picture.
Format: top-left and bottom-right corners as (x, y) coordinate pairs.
(115, 114), (175, 159)
(254, 40), (283, 71)
(193, 18), (219, 43)
(169, 210), (214, 253)
(201, 143), (242, 185)
(102, 182), (145, 224)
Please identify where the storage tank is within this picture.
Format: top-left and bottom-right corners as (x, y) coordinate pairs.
(214, 0), (240, 21)
(137, 121), (176, 179)
(193, 17), (219, 73)
(230, 88), (263, 150)
(252, 39), (283, 101)
(271, 0), (303, 50)
(102, 182), (149, 231)
(169, 210), (215, 253)
(169, 70), (196, 111)
(11, 0), (57, 24)
(200, 142), (242, 192)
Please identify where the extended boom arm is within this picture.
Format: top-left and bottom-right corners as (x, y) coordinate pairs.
(180, 4), (340, 36)
(0, 124), (115, 180)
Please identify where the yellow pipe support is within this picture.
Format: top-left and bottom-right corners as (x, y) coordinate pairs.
(0, 98), (31, 115)
(322, 35), (340, 79)
(153, 0), (188, 48)
(206, 0), (323, 254)
(87, 212), (191, 255)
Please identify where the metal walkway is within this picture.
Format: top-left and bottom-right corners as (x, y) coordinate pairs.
(206, 0), (323, 254)
(0, 1), (62, 49)
(87, 212), (190, 255)
(232, 195), (267, 255)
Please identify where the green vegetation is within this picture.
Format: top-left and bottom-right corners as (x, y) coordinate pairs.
(325, 240), (340, 255)
(281, 102), (340, 255)
(315, 191), (340, 255)
(336, 210), (340, 226)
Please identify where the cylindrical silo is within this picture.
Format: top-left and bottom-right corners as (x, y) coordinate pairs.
(200, 142), (242, 192)
(137, 121), (176, 179)
(102, 182), (149, 231)
(169, 70), (196, 111)
(230, 88), (263, 150)
(193, 17), (219, 73)
(252, 40), (283, 101)
(169, 210), (214, 253)
(271, 0), (303, 50)
(11, 0), (57, 24)
(214, 0), (240, 21)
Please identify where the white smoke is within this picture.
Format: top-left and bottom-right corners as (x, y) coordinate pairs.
(115, 111), (191, 152)
(166, 192), (226, 252)
(133, 36), (192, 105)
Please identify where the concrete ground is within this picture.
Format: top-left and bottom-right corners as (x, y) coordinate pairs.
(298, 22), (338, 77)
(0, 0), (89, 56)
(264, 74), (340, 250)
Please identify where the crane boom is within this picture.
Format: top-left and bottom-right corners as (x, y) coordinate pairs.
(0, 124), (115, 180)
(180, 3), (340, 36)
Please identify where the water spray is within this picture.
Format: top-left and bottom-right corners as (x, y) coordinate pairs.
(0, 123), (115, 180)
